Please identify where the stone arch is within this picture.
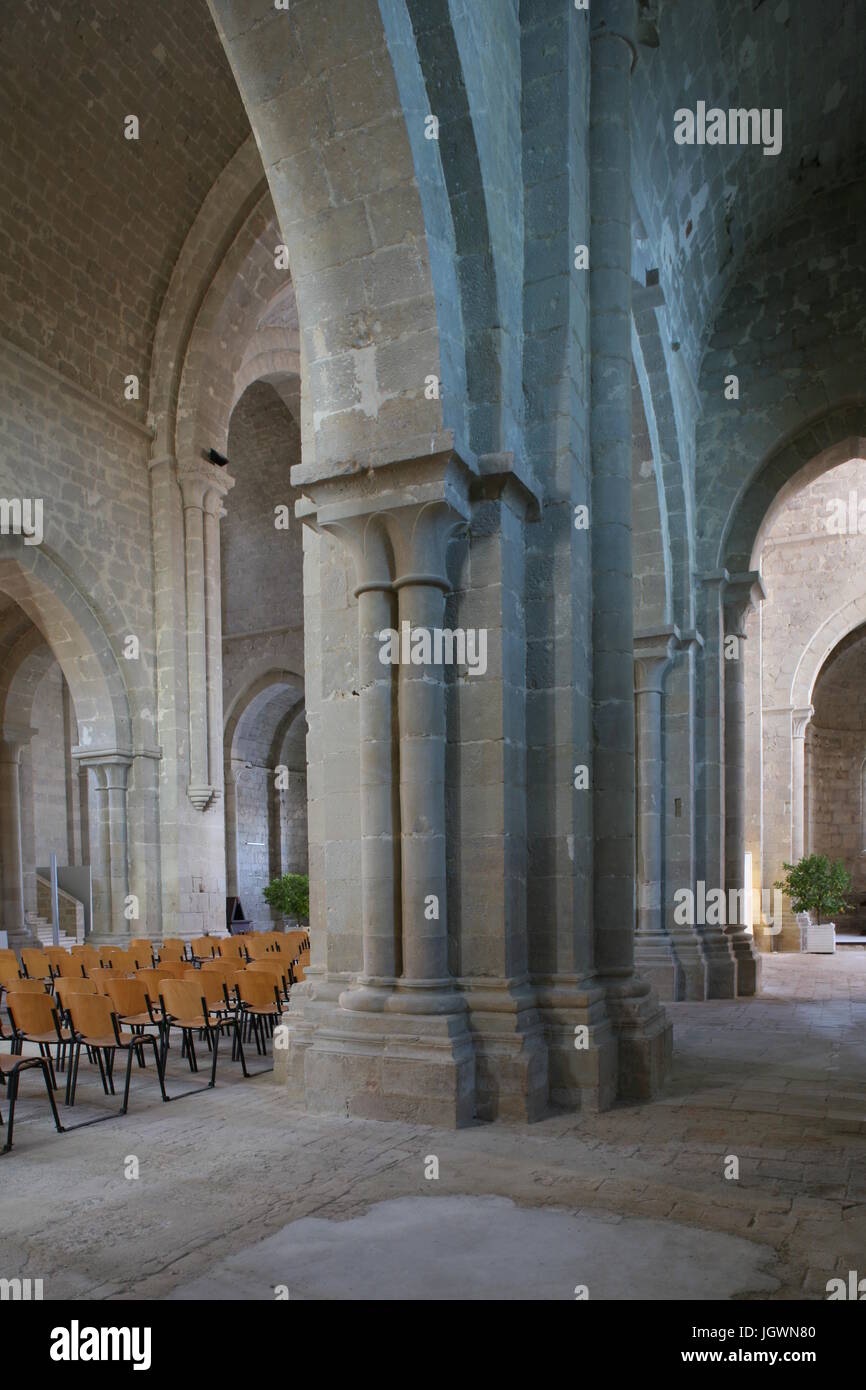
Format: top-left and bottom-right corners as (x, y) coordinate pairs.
(224, 668), (306, 927)
(207, 0), (455, 477)
(792, 594), (866, 711)
(148, 134), (269, 456)
(0, 543), (132, 755)
(723, 414), (866, 573)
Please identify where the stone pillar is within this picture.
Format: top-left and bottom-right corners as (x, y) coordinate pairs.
(178, 460), (233, 811)
(723, 572), (766, 995)
(791, 706), (813, 861)
(661, 632), (711, 998)
(696, 572), (739, 996)
(316, 511), (400, 1001)
(78, 753), (132, 938)
(590, 0), (670, 1097)
(203, 490), (227, 807)
(0, 726), (35, 947)
(224, 764), (240, 897)
(295, 479), (475, 1127)
(633, 626), (694, 999)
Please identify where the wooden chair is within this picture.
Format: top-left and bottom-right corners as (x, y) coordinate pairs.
(98, 948), (139, 972)
(0, 1051), (64, 1152)
(89, 967), (120, 994)
(158, 979), (247, 1086)
(65, 993), (167, 1113)
(219, 938), (248, 962)
(69, 945), (99, 974)
(54, 976), (98, 1022)
(244, 935), (276, 961)
(45, 948), (72, 977)
(128, 938), (155, 966)
(156, 938), (186, 963)
(105, 977), (160, 1030)
(21, 948), (52, 981)
(5, 991), (71, 1086)
(236, 971), (281, 1057)
(246, 957), (291, 1003)
(0, 949), (19, 974)
(5, 977), (50, 995)
(190, 936), (220, 961)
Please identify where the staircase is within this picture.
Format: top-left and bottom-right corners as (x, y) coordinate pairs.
(25, 912), (82, 949)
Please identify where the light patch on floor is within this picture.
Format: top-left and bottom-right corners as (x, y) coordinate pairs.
(170, 1195), (780, 1301)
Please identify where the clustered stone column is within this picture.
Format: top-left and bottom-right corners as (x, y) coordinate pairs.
(0, 725), (34, 945)
(77, 752), (132, 936)
(723, 572), (766, 995)
(306, 474), (476, 1124)
(589, 0), (670, 1094)
(178, 460), (234, 811)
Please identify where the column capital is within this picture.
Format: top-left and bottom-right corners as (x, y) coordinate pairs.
(0, 724), (37, 761)
(311, 454), (473, 592)
(178, 457), (235, 510)
(74, 750), (133, 791)
(634, 625), (680, 693)
(723, 571), (766, 638)
(792, 705), (815, 740)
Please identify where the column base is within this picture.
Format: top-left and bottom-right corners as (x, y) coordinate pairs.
(634, 933), (681, 1001)
(279, 971), (476, 1127)
(459, 976), (549, 1123)
(533, 976), (618, 1113)
(599, 973), (672, 1101)
(727, 928), (762, 995)
(698, 925), (738, 998)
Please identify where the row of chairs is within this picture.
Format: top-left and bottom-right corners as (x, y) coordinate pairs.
(0, 931), (310, 985)
(0, 939), (309, 1153)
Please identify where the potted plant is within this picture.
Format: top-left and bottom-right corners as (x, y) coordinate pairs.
(774, 854), (851, 952)
(263, 872), (309, 929)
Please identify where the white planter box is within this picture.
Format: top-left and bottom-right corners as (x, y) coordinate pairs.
(806, 922), (836, 953)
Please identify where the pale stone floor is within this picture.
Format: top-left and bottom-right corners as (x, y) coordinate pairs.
(3, 951), (866, 1301)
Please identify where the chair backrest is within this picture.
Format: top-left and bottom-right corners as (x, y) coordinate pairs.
(199, 960), (236, 982)
(54, 977), (98, 1008)
(128, 938), (153, 953)
(238, 972), (280, 1011)
(99, 948), (139, 971)
(67, 992), (116, 1040)
(5, 977), (47, 995)
(191, 936), (219, 958)
(45, 948), (71, 975)
(135, 968), (173, 1001)
(0, 967), (23, 990)
(70, 945), (99, 973)
(21, 948), (51, 978)
(7, 990), (57, 1034)
(157, 939), (185, 962)
(244, 936), (275, 960)
(293, 960), (306, 982)
(183, 969), (229, 1009)
(89, 967), (120, 993)
(105, 977), (149, 1017)
(160, 978), (207, 1026)
(0, 948), (19, 970)
(247, 958), (286, 986)
(154, 961), (187, 979)
(219, 938), (247, 961)
(280, 930), (309, 959)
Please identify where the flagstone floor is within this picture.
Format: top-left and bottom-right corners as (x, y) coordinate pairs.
(3, 951), (866, 1300)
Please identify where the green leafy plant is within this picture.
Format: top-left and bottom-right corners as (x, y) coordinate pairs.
(774, 854), (851, 925)
(263, 872), (309, 923)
